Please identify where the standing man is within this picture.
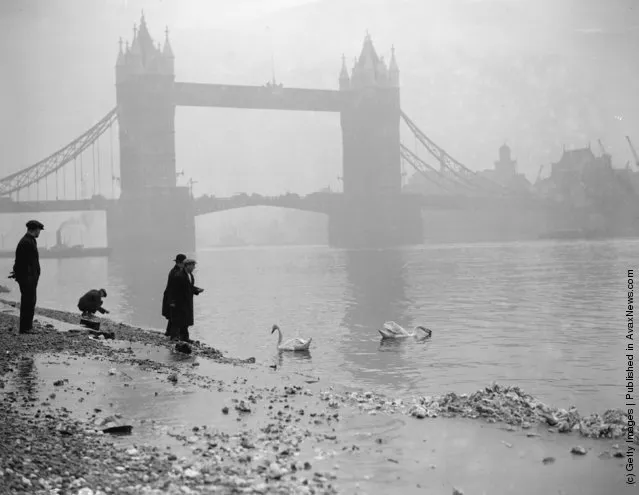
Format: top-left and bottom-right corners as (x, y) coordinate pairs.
(181, 259), (204, 342)
(167, 259), (203, 343)
(162, 254), (186, 336)
(9, 220), (44, 334)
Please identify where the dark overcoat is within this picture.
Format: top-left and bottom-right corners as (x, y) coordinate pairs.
(13, 233), (40, 285)
(168, 269), (194, 327)
(161, 265), (181, 320)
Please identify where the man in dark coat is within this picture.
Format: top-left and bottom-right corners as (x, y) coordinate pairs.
(9, 220), (44, 334)
(78, 288), (109, 316)
(162, 254), (186, 336)
(167, 259), (203, 342)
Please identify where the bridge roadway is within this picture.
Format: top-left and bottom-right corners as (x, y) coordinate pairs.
(0, 193), (546, 215)
(0, 196), (115, 214)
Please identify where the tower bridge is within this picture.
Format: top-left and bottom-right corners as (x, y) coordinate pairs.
(0, 14), (532, 255)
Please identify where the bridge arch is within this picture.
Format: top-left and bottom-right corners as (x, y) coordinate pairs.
(195, 205), (328, 247)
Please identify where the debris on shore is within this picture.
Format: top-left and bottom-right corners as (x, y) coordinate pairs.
(407, 383), (634, 442)
(0, 300), (632, 494)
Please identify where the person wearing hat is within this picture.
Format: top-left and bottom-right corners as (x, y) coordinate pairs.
(184, 259), (204, 297)
(77, 288), (109, 317)
(167, 258), (203, 342)
(9, 220), (44, 333)
(162, 254), (187, 336)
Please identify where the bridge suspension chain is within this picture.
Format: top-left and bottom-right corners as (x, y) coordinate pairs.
(400, 145), (459, 195)
(400, 111), (514, 197)
(399, 144), (493, 196)
(0, 107), (117, 197)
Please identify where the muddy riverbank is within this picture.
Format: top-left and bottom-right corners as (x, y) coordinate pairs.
(0, 300), (633, 494)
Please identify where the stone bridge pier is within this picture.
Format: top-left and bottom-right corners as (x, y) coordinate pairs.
(106, 187), (196, 256)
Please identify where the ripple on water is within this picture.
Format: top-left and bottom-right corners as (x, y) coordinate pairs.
(0, 239), (631, 413)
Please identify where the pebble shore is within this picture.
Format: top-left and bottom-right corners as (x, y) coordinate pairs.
(0, 300), (633, 494)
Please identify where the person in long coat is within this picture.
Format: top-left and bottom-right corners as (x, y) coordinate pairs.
(167, 259), (202, 342)
(162, 254), (186, 336)
(10, 220), (44, 334)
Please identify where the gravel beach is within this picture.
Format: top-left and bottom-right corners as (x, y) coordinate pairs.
(0, 299), (633, 495)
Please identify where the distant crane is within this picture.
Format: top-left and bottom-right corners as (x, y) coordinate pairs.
(186, 178), (197, 197)
(598, 138), (607, 156)
(626, 136), (639, 170)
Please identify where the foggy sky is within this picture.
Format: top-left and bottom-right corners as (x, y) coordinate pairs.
(1, 0), (638, 197)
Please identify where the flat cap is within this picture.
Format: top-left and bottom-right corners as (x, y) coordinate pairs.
(184, 258), (197, 265)
(26, 220), (44, 230)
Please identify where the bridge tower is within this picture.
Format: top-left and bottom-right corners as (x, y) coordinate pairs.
(333, 36), (423, 247)
(108, 14), (195, 255)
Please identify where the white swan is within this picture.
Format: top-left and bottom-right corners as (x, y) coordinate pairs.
(378, 321), (432, 340)
(271, 324), (312, 351)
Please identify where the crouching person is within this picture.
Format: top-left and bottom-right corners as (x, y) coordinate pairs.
(78, 288), (110, 317)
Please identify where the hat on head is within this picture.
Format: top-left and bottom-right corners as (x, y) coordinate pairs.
(99, 288), (107, 297)
(173, 254), (187, 263)
(184, 258), (197, 265)
(26, 220), (44, 230)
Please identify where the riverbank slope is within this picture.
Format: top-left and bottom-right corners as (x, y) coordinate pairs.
(0, 301), (633, 494)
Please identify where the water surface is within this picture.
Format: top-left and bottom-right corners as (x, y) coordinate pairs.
(1, 239), (630, 413)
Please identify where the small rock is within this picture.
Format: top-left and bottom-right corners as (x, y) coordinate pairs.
(558, 422), (572, 433)
(268, 462), (284, 479)
(570, 446), (587, 455)
(542, 457), (555, 465)
(409, 405), (428, 419)
(77, 489), (94, 495)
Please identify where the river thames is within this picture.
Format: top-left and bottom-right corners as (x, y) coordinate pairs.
(0, 238), (630, 414)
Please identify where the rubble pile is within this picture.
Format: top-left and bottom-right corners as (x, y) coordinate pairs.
(408, 383), (633, 441)
(162, 423), (338, 495)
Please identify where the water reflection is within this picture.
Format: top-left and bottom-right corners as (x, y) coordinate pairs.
(377, 334), (432, 353)
(338, 248), (417, 387)
(341, 248), (410, 331)
(15, 356), (37, 398)
(108, 252), (174, 329)
(276, 349), (312, 369)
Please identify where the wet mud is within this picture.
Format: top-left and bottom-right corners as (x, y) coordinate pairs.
(0, 299), (633, 494)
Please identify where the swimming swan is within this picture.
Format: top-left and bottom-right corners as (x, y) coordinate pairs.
(271, 324), (312, 351)
(378, 321), (432, 340)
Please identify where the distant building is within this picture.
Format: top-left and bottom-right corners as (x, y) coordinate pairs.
(550, 146), (602, 186)
(537, 145), (636, 207)
(478, 144), (531, 192)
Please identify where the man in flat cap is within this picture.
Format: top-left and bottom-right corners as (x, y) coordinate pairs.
(162, 254), (186, 336)
(9, 220), (44, 333)
(78, 288), (109, 317)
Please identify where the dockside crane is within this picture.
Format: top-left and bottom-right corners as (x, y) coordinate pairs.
(535, 164), (544, 184)
(626, 136), (639, 170)
(598, 138), (607, 156)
